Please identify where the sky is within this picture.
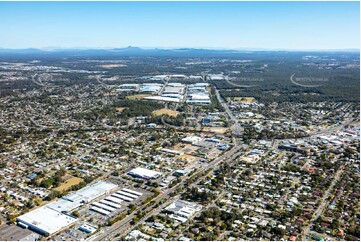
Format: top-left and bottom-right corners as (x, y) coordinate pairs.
(0, 1), (359, 50)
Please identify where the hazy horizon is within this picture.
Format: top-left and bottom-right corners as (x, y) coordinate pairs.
(0, 46), (360, 52)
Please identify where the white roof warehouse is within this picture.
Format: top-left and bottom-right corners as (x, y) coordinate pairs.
(128, 167), (162, 179)
(17, 206), (77, 236)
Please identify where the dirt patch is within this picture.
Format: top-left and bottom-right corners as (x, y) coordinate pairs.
(178, 154), (199, 163)
(116, 107), (125, 112)
(172, 143), (199, 153)
(152, 108), (179, 117)
(62, 175), (73, 181)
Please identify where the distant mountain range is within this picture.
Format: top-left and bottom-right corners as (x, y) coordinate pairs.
(0, 46), (359, 57)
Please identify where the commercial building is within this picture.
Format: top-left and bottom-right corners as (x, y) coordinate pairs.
(160, 148), (184, 156)
(164, 200), (202, 223)
(17, 206), (77, 236)
(174, 168), (192, 176)
(79, 224), (97, 234)
(181, 136), (202, 145)
(128, 167), (162, 179)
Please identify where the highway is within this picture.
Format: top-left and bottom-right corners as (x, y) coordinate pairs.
(224, 75), (258, 88)
(31, 74), (59, 88)
(157, 75), (170, 95)
(96, 75), (111, 87)
(290, 73), (323, 88)
(214, 87), (243, 144)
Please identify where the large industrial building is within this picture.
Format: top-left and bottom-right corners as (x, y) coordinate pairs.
(140, 83), (163, 93)
(16, 181), (117, 236)
(186, 83), (211, 105)
(117, 84), (140, 92)
(186, 93), (211, 105)
(144, 96), (181, 103)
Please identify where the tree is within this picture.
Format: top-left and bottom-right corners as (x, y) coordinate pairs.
(40, 177), (55, 188)
(330, 219), (340, 230)
(272, 227), (286, 236)
(7, 213), (19, 223)
(45, 190), (62, 201)
(72, 211), (80, 218)
(25, 200), (35, 209)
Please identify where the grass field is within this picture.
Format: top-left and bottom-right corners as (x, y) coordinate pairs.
(226, 97), (256, 103)
(152, 108), (179, 117)
(126, 94), (151, 100)
(54, 177), (84, 192)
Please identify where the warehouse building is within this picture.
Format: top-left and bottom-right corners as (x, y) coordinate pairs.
(140, 83), (163, 93)
(128, 167), (162, 179)
(117, 84), (140, 92)
(186, 83), (211, 105)
(144, 96), (181, 103)
(17, 206), (77, 236)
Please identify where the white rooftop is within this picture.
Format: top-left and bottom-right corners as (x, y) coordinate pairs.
(63, 181), (117, 203)
(47, 198), (81, 213)
(144, 96), (181, 103)
(182, 136), (202, 144)
(17, 206), (77, 235)
(128, 167), (162, 179)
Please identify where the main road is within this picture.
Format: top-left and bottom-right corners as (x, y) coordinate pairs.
(214, 87), (243, 144)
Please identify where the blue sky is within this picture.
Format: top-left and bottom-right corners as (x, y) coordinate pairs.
(0, 1), (359, 50)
